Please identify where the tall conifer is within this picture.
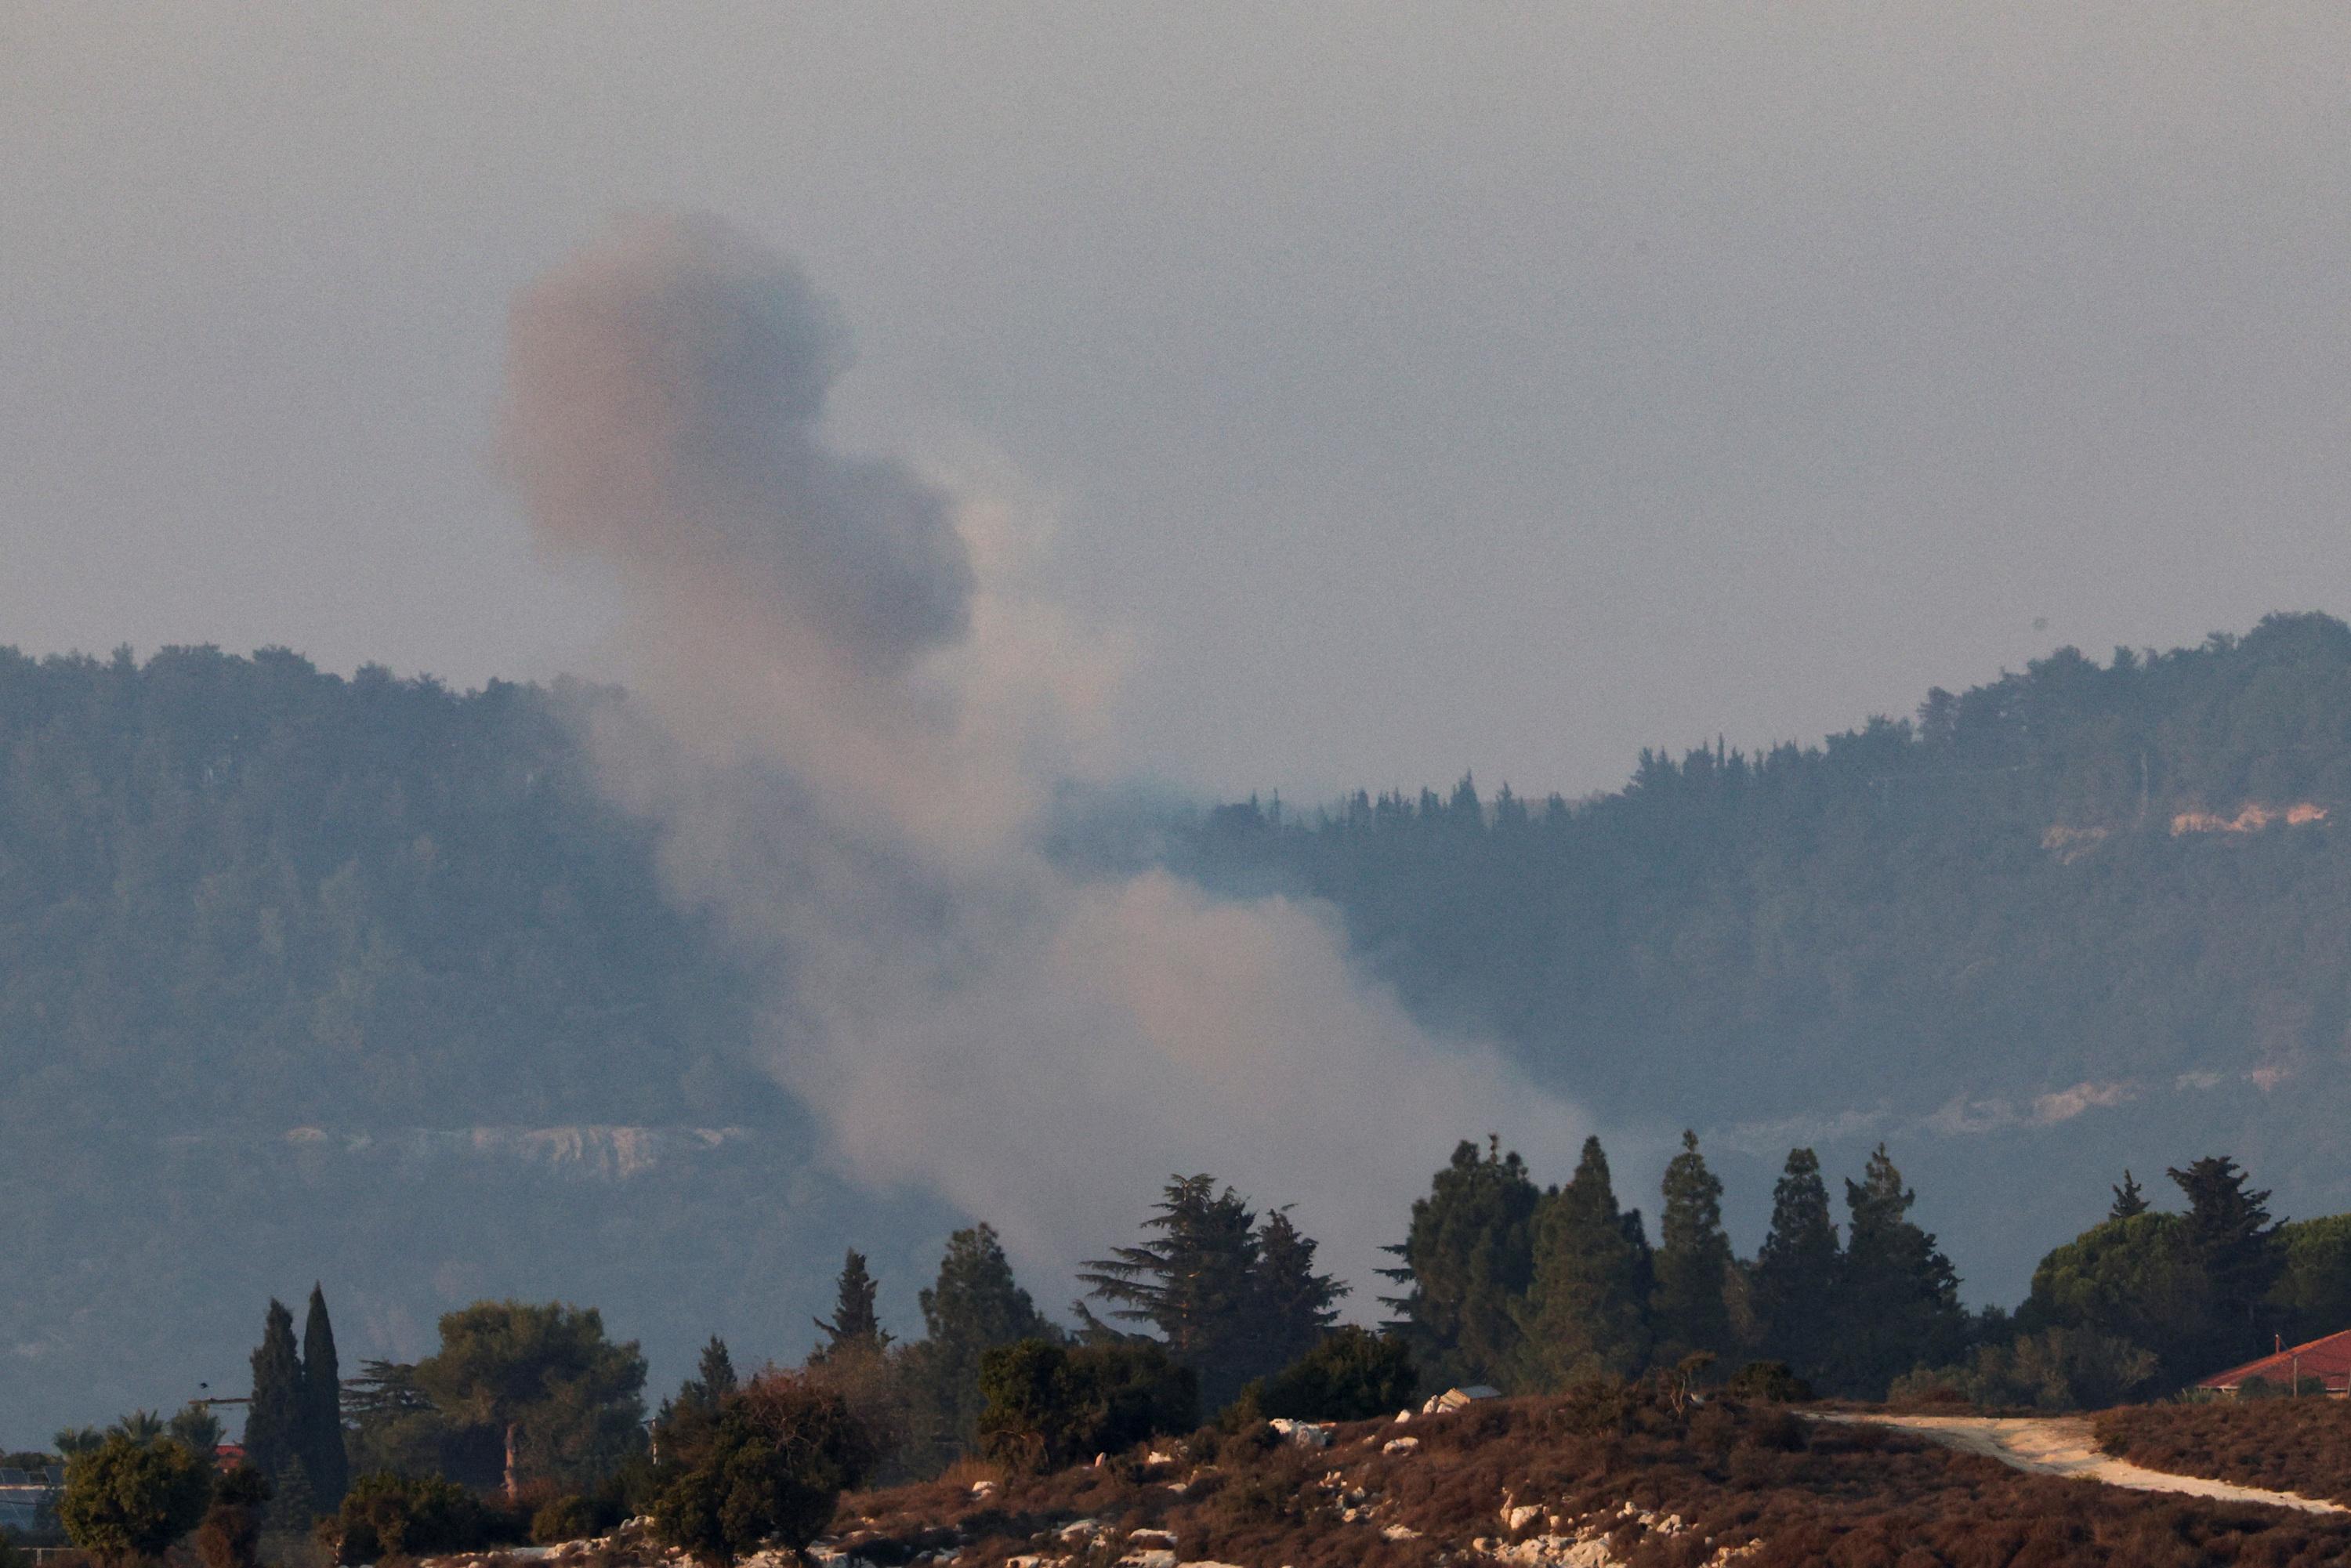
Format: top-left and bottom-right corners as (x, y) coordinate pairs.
(1512, 1136), (1652, 1388)
(1752, 1148), (1840, 1383)
(1831, 1144), (1963, 1396)
(300, 1284), (349, 1508)
(1651, 1131), (1735, 1363)
(1079, 1175), (1263, 1409)
(243, 1299), (303, 1487)
(1380, 1138), (1541, 1390)
(1251, 1207), (1346, 1374)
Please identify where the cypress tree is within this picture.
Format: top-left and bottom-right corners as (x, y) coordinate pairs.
(299, 1284), (348, 1508)
(813, 1251), (890, 1360)
(1651, 1130), (1736, 1363)
(1752, 1148), (1841, 1384)
(1512, 1136), (1652, 1389)
(242, 1299), (303, 1488)
(1379, 1138), (1541, 1391)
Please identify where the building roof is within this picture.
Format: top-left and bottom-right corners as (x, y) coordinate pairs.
(2198, 1328), (2351, 1392)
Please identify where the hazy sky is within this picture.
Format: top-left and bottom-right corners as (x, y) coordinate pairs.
(5, 4), (2348, 802)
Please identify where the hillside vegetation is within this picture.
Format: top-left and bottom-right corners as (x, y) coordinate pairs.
(1183, 612), (2351, 1294)
(13, 617), (2351, 1432)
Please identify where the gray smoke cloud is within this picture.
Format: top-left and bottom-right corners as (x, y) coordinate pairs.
(501, 212), (1592, 1302)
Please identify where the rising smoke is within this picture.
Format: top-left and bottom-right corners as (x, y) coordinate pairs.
(501, 213), (1590, 1302)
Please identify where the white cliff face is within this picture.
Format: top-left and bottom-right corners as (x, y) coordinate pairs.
(179, 1124), (758, 1179)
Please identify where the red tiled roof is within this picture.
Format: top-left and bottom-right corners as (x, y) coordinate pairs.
(2198, 1328), (2351, 1392)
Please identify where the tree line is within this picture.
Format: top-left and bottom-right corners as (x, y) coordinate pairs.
(29, 1128), (2343, 1567)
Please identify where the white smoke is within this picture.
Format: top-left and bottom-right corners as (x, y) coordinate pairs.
(501, 212), (1590, 1302)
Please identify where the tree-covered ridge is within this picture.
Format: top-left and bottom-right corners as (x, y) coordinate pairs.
(1183, 611), (2351, 1124)
(0, 643), (761, 1135)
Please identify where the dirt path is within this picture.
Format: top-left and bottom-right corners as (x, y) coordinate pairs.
(1818, 1413), (2347, 1515)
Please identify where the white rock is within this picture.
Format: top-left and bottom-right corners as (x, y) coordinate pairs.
(1128, 1530), (1178, 1548)
(1268, 1418), (1331, 1449)
(1504, 1504), (1542, 1533)
(1382, 1524), (1422, 1541)
(1382, 1436), (1420, 1455)
(1119, 1553), (1177, 1568)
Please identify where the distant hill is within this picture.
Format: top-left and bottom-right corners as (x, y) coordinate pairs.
(11, 617), (2351, 1443)
(1179, 612), (2351, 1308)
(0, 646), (948, 1445)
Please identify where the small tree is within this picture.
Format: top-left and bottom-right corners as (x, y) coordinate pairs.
(2109, 1171), (2150, 1221)
(166, 1406), (222, 1456)
(1236, 1326), (1417, 1422)
(414, 1301), (647, 1501)
(194, 1465), (270, 1568)
(58, 1435), (213, 1567)
(812, 1251), (890, 1360)
(974, 1338), (1196, 1472)
(649, 1375), (877, 1566)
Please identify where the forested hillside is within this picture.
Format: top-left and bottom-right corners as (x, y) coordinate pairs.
(12, 616), (2351, 1440)
(1183, 612), (2351, 1300)
(0, 646), (944, 1443)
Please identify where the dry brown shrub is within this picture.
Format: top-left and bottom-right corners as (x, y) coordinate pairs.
(2097, 1398), (2351, 1506)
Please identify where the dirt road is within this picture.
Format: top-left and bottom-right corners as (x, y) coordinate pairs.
(1819, 1413), (2346, 1515)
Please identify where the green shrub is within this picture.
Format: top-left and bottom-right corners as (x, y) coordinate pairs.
(1230, 1327), (1416, 1424)
(194, 1465), (271, 1568)
(1722, 1360), (1813, 1403)
(531, 1494), (596, 1544)
(56, 1436), (213, 1568)
(976, 1339), (1197, 1472)
(648, 1374), (876, 1566)
(328, 1472), (495, 1563)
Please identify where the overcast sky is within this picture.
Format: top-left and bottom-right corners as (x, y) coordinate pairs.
(5, 5), (2347, 802)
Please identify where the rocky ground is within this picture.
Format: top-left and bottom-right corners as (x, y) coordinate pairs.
(423, 1392), (2351, 1568)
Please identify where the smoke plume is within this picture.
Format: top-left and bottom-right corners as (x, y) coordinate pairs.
(501, 213), (1589, 1302)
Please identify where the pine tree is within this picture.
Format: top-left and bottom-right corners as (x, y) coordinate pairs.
(242, 1299), (303, 1489)
(1512, 1136), (1652, 1389)
(812, 1251), (890, 1360)
(1251, 1207), (1346, 1374)
(909, 1224), (1052, 1448)
(1380, 1138), (1541, 1390)
(2168, 1154), (2282, 1365)
(1752, 1148), (1841, 1384)
(1651, 1131), (1735, 1363)
(1831, 1144), (1964, 1396)
(694, 1336), (738, 1403)
(299, 1284), (348, 1509)
(2110, 1170), (2149, 1220)
(1078, 1175), (1264, 1410)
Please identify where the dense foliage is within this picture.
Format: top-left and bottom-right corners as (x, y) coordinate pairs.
(57, 1436), (213, 1567)
(648, 1375), (877, 1566)
(975, 1340), (1198, 1472)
